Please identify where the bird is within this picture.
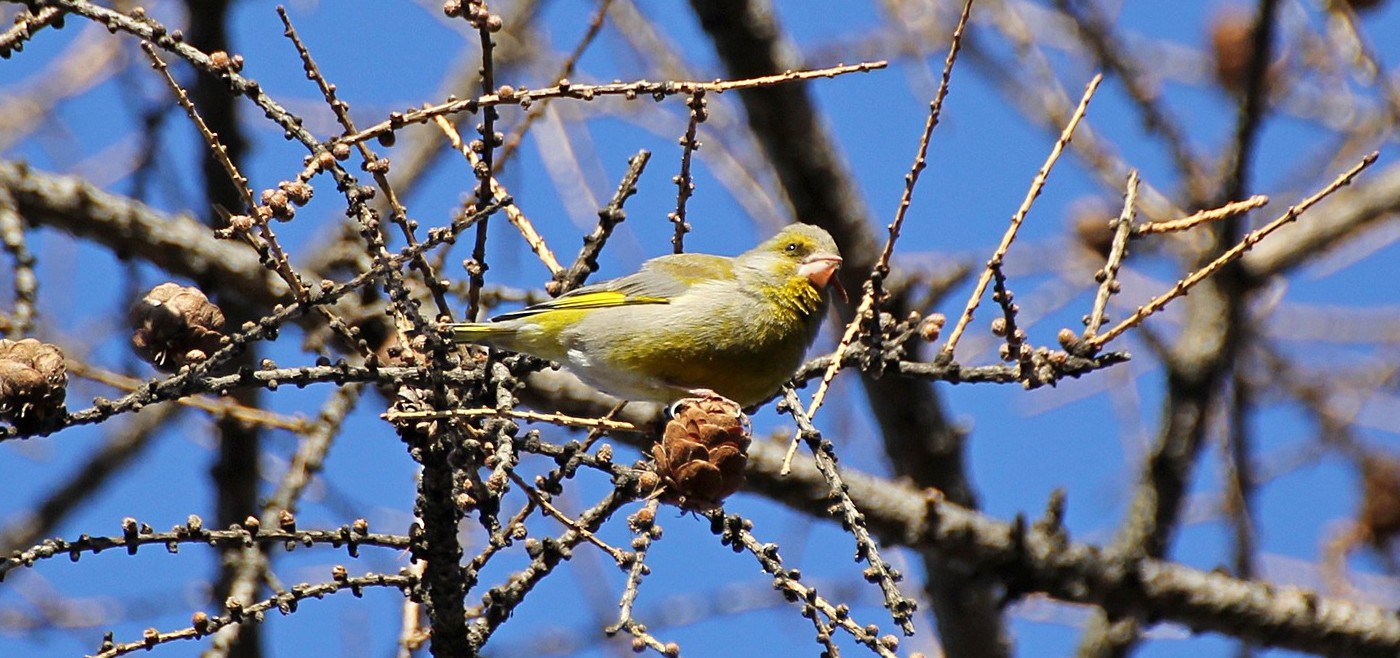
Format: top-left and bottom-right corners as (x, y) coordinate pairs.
(448, 223), (844, 407)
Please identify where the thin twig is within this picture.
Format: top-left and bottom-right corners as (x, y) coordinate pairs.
(0, 405), (178, 554)
(139, 42), (310, 304)
(508, 472), (629, 564)
(467, 487), (635, 651)
(91, 572), (417, 658)
(3, 199), (508, 441)
(670, 91), (706, 253)
(1086, 152), (1379, 350)
(779, 0), (974, 476)
(434, 116), (563, 275)
(612, 499), (659, 626)
(495, 0), (616, 172)
(554, 150), (652, 294)
(1082, 170), (1139, 342)
(605, 499), (675, 655)
(212, 382), (365, 658)
(383, 407), (640, 433)
(1052, 0), (1209, 203)
(977, 1), (1183, 223)
(465, 1), (503, 322)
(1132, 195), (1269, 236)
(0, 6), (64, 57)
(710, 511), (899, 658)
(4, 519), (408, 578)
(988, 261), (1028, 369)
(278, 7), (454, 323)
(339, 62), (889, 147)
(67, 361), (312, 434)
(780, 388), (918, 635)
(939, 73), (1102, 362)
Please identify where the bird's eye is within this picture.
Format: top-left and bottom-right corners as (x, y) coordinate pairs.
(785, 242), (798, 252)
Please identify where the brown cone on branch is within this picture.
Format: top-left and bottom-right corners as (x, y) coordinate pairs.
(651, 395), (751, 512)
(1209, 10), (1286, 97)
(1358, 454), (1400, 549)
(0, 338), (67, 432)
(129, 283), (226, 372)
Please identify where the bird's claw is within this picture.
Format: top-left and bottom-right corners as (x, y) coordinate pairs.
(666, 389), (725, 418)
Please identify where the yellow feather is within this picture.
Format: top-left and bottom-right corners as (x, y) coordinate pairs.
(491, 290), (668, 322)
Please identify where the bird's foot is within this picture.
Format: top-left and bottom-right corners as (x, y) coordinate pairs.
(665, 389), (725, 418)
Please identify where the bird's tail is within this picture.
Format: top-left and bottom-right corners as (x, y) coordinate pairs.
(448, 323), (516, 345)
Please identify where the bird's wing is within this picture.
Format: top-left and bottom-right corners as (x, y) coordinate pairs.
(490, 254), (733, 322)
(624, 253), (735, 295)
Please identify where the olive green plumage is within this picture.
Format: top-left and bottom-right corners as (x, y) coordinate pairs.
(449, 224), (844, 406)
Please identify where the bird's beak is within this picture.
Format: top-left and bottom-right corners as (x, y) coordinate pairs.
(799, 253), (847, 303)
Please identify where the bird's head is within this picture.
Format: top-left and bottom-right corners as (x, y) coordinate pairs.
(743, 224), (846, 303)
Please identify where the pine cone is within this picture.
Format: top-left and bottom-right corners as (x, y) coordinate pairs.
(651, 396), (751, 512)
(129, 283), (226, 372)
(0, 338), (67, 431)
(1209, 11), (1284, 97)
(1359, 455), (1400, 548)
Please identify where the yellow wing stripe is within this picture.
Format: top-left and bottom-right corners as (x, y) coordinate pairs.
(492, 291), (669, 321)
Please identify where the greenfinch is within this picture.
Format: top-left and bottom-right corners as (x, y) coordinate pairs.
(449, 223), (844, 407)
